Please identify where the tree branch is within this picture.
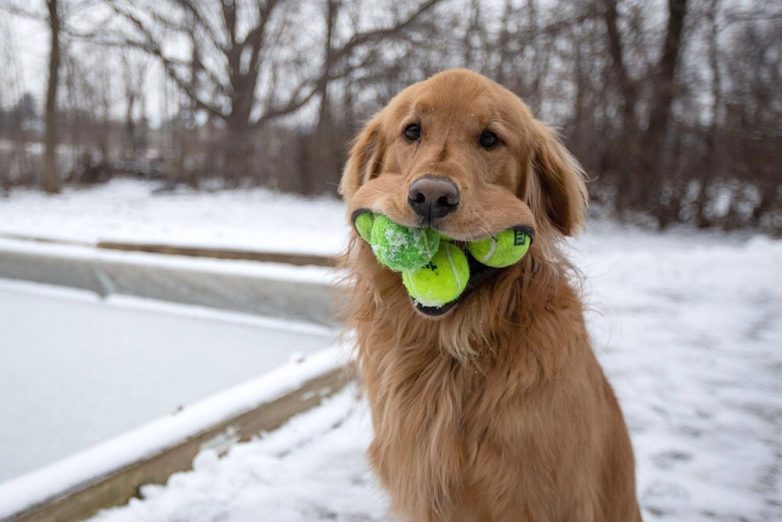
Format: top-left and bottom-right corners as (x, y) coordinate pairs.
(108, 3), (228, 119)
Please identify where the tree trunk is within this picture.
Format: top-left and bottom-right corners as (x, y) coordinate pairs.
(644, 0), (688, 222)
(602, 0), (637, 137)
(125, 91), (136, 160)
(224, 115), (251, 187)
(43, 0), (61, 194)
(645, 0), (688, 152)
(601, 0), (640, 215)
(695, 0), (721, 229)
(219, 0), (270, 186)
(304, 0), (341, 196)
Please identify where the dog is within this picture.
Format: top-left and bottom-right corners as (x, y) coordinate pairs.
(340, 69), (641, 521)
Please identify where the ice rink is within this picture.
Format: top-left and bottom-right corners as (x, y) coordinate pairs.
(0, 279), (334, 483)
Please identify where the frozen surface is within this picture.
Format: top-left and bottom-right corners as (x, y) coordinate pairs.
(93, 227), (782, 521)
(0, 346), (347, 518)
(0, 180), (350, 255)
(0, 279), (335, 484)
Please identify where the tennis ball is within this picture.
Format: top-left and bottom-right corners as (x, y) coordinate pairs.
(402, 242), (469, 307)
(371, 214), (439, 271)
(353, 211), (374, 243)
(467, 228), (531, 268)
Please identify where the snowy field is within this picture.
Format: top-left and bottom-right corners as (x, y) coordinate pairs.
(0, 279), (334, 483)
(1, 181), (780, 521)
(0, 180), (348, 255)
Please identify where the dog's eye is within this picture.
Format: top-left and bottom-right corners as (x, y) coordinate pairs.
(479, 130), (501, 149)
(403, 123), (421, 142)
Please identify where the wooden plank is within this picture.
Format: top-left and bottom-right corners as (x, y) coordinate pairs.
(0, 233), (335, 267)
(10, 367), (353, 522)
(96, 241), (335, 267)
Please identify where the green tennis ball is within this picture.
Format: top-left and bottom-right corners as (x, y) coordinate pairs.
(467, 228), (531, 268)
(402, 242), (469, 308)
(371, 214), (439, 271)
(354, 211), (374, 243)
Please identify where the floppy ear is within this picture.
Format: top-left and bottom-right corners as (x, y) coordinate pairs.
(339, 112), (386, 202)
(530, 121), (588, 236)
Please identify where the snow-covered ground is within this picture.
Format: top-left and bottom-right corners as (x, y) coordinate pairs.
(1, 181), (780, 521)
(91, 387), (383, 522)
(91, 230), (782, 522)
(0, 180), (349, 255)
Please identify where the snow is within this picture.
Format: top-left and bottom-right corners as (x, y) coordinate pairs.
(91, 387), (384, 522)
(574, 229), (782, 521)
(0, 180), (350, 255)
(92, 226), (781, 521)
(0, 340), (347, 519)
(0, 279), (336, 486)
(0, 181), (779, 521)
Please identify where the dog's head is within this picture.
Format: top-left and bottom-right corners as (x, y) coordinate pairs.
(341, 69), (587, 321)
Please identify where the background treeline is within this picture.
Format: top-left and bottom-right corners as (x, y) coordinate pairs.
(0, 0), (779, 231)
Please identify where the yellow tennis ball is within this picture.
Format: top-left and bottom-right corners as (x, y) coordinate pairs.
(402, 242), (469, 308)
(353, 211), (374, 243)
(467, 227), (532, 268)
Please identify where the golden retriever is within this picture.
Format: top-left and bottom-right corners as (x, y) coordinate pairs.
(340, 69), (641, 521)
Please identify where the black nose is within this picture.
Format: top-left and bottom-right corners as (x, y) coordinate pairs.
(407, 176), (460, 220)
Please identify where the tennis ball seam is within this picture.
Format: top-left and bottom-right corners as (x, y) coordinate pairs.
(445, 243), (463, 290)
(353, 211), (374, 243)
(403, 268), (419, 299)
(479, 236), (497, 264)
(467, 228), (531, 268)
(403, 242), (469, 308)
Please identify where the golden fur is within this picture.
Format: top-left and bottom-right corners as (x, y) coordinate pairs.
(340, 69), (641, 521)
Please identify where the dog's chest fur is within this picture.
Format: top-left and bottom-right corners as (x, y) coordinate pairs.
(348, 261), (640, 521)
(363, 344), (490, 519)
(358, 325), (580, 521)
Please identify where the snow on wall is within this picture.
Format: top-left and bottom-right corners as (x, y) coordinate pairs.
(0, 237), (341, 324)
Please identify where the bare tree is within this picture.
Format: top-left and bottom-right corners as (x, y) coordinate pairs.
(600, 0), (642, 213)
(643, 0), (689, 227)
(3, 0), (65, 193)
(120, 50), (149, 161)
(0, 0), (777, 231)
(693, 0), (721, 228)
(2, 0), (100, 192)
(602, 0), (639, 135)
(100, 0), (440, 185)
(42, 0), (63, 193)
(0, 12), (26, 193)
